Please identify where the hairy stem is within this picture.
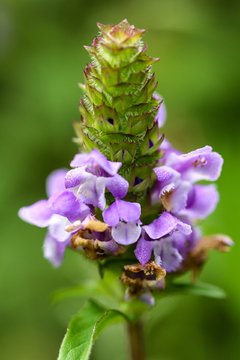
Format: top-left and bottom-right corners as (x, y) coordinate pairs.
(128, 319), (145, 360)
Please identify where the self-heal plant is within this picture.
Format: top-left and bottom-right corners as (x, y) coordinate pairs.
(19, 20), (233, 360)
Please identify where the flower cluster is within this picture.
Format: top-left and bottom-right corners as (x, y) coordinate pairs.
(19, 20), (233, 305)
(18, 102), (233, 304)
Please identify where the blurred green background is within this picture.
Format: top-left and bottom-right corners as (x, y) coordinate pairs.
(0, 0), (239, 359)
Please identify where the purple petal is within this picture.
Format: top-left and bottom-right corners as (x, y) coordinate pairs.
(70, 149), (122, 176)
(92, 229), (112, 242)
(161, 137), (172, 152)
(65, 167), (86, 188)
(116, 199), (141, 222)
(48, 190), (90, 223)
(154, 166), (180, 183)
(112, 221), (141, 245)
(46, 169), (68, 198)
(134, 235), (155, 266)
(143, 212), (192, 240)
(154, 237), (183, 272)
(18, 200), (53, 227)
(154, 93), (167, 128)
(160, 139), (182, 165)
(156, 278), (165, 291)
(166, 181), (192, 213)
(103, 199), (141, 226)
(138, 290), (155, 306)
(43, 232), (70, 267)
(166, 146), (223, 183)
(100, 239), (121, 255)
(179, 184), (219, 219)
(105, 173), (129, 198)
(102, 201), (119, 227)
(48, 214), (72, 242)
(154, 166), (181, 196)
(78, 175), (106, 210)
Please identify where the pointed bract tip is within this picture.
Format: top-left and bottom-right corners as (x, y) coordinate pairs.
(96, 19), (146, 46)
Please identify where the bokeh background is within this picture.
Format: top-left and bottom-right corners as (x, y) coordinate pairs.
(1, 0), (240, 359)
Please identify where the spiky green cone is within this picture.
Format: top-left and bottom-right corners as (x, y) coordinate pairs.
(75, 20), (164, 202)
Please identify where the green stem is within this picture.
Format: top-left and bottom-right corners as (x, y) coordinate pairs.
(127, 319), (145, 360)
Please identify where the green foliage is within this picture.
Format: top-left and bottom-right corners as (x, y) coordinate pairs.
(58, 300), (128, 360)
(156, 282), (226, 300)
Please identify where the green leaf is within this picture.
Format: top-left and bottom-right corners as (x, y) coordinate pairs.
(146, 134), (164, 155)
(58, 300), (128, 360)
(51, 282), (106, 305)
(131, 176), (152, 194)
(156, 282), (227, 300)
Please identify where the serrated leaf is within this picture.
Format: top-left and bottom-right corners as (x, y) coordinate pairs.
(112, 93), (135, 112)
(100, 43), (138, 68)
(146, 134), (164, 155)
(148, 121), (160, 143)
(86, 75), (104, 93)
(84, 46), (108, 68)
(106, 82), (141, 97)
(94, 115), (114, 132)
(138, 134), (149, 155)
(129, 120), (147, 135)
(131, 176), (152, 193)
(82, 132), (96, 151)
(122, 148), (133, 165)
(113, 149), (122, 162)
(110, 140), (138, 157)
(79, 99), (94, 126)
(93, 104), (117, 124)
(128, 71), (148, 85)
(118, 165), (135, 188)
(58, 300), (128, 360)
(122, 103), (160, 118)
(134, 164), (153, 179)
(120, 58), (158, 82)
(86, 84), (103, 106)
(101, 66), (119, 86)
(135, 75), (156, 103)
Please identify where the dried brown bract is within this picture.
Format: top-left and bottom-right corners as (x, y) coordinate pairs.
(182, 234), (233, 281)
(70, 218), (125, 261)
(120, 261), (166, 304)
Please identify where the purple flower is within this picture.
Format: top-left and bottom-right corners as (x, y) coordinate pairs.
(134, 212), (192, 269)
(48, 189), (91, 223)
(65, 149), (129, 210)
(18, 169), (90, 267)
(153, 223), (201, 272)
(165, 146), (223, 182)
(153, 146), (223, 219)
(103, 199), (141, 245)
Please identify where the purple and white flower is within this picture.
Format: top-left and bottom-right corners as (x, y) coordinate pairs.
(65, 149), (129, 210)
(153, 146), (223, 220)
(18, 169), (90, 267)
(134, 212), (192, 270)
(103, 199), (141, 245)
